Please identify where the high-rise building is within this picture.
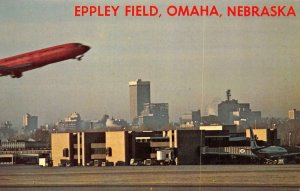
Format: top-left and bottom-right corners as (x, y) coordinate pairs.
(218, 90), (238, 124)
(218, 100), (239, 125)
(129, 79), (150, 123)
(288, 109), (300, 120)
(179, 110), (201, 128)
(218, 90), (261, 128)
(57, 112), (82, 129)
(192, 110), (201, 124)
(138, 103), (169, 130)
(22, 113), (38, 132)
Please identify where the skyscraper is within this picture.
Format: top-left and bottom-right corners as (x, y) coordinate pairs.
(288, 109), (300, 120)
(56, 112), (83, 129)
(218, 90), (261, 128)
(22, 113), (38, 132)
(129, 79), (150, 123)
(139, 103), (169, 130)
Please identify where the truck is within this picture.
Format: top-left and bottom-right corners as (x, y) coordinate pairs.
(156, 149), (175, 165)
(39, 158), (52, 167)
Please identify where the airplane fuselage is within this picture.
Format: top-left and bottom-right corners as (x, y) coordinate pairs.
(252, 146), (288, 159)
(0, 43), (90, 78)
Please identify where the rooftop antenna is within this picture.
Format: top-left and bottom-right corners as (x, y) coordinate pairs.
(226, 89), (231, 101)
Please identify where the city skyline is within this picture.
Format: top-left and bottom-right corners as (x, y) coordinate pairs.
(0, 1), (299, 126)
(0, 88), (295, 129)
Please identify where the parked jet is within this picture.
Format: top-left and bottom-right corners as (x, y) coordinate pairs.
(0, 43), (90, 78)
(250, 127), (300, 164)
(202, 128), (300, 164)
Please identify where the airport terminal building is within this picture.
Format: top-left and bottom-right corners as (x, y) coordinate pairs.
(51, 126), (284, 166)
(51, 130), (205, 166)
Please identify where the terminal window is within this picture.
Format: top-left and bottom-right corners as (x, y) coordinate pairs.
(63, 148), (69, 157)
(106, 147), (112, 156)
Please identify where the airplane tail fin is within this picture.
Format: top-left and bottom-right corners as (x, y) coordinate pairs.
(249, 127), (259, 149)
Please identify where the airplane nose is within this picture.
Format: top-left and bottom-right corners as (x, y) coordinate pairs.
(84, 45), (90, 51)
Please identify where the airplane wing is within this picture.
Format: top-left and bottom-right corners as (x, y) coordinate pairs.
(201, 152), (259, 164)
(268, 152), (300, 164)
(283, 152), (300, 157)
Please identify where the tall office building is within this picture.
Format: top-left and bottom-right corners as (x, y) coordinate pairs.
(139, 103), (169, 130)
(218, 90), (261, 127)
(218, 99), (239, 125)
(23, 113), (38, 132)
(129, 79), (151, 123)
(57, 112), (82, 129)
(180, 110), (201, 126)
(288, 109), (300, 120)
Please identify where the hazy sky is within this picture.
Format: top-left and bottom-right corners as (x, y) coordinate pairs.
(0, 0), (299, 127)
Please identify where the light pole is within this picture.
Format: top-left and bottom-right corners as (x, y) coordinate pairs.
(288, 131), (292, 147)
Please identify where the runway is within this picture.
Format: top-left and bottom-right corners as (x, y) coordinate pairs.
(0, 165), (299, 190)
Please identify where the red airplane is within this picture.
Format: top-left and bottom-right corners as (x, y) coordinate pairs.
(0, 43), (90, 78)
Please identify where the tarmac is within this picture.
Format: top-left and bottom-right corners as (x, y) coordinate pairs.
(0, 165), (299, 190)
